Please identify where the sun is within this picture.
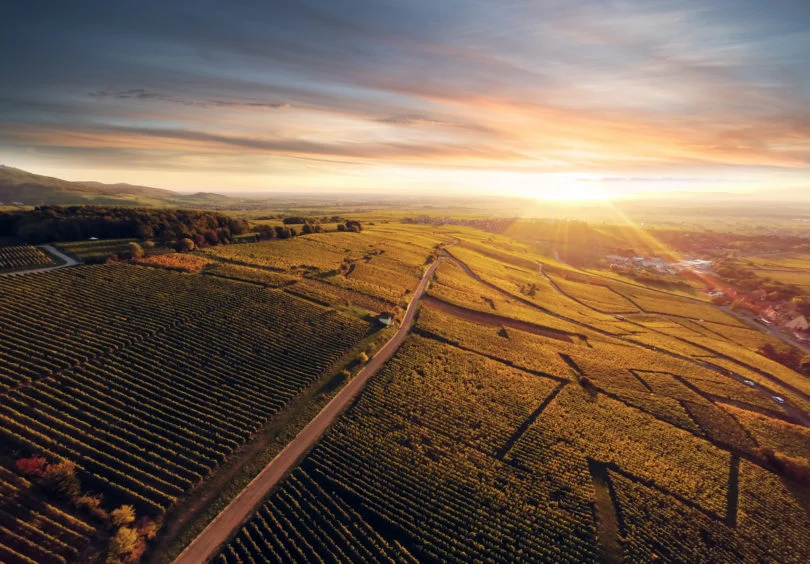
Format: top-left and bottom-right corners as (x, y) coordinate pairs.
(546, 183), (608, 202)
(498, 173), (610, 202)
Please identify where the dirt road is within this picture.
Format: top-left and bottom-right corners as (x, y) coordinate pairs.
(0, 244), (78, 277)
(173, 258), (443, 564)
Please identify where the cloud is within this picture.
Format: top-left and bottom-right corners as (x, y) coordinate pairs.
(1, 0), (809, 193)
(88, 89), (289, 109)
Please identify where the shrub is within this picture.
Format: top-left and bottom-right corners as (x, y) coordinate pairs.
(16, 455), (47, 476)
(111, 504), (136, 527)
(176, 238), (195, 252)
(42, 460), (81, 498)
(127, 242), (144, 259)
(76, 494), (107, 519)
(108, 527), (139, 560)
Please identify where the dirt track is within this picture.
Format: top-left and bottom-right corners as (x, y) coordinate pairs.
(172, 258), (443, 564)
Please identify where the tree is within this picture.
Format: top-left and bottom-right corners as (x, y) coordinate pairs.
(337, 223), (347, 232)
(345, 220), (363, 233)
(127, 242), (144, 259)
(111, 505), (136, 527)
(274, 226), (292, 239)
(42, 460), (80, 498)
(108, 527), (139, 560)
(176, 238), (195, 252)
(16, 456), (47, 476)
(205, 229), (219, 245)
(358, 352), (369, 363)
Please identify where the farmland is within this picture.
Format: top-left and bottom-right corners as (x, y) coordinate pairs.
(0, 245), (53, 271)
(2, 221), (810, 563)
(210, 227), (810, 564)
(0, 263), (373, 563)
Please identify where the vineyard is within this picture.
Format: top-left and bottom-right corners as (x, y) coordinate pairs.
(200, 227), (447, 307)
(0, 245), (53, 271)
(55, 239), (137, 263)
(213, 230), (810, 564)
(0, 264), (371, 563)
(3, 224), (810, 562)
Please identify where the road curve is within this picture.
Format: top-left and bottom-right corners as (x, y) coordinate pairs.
(173, 257), (444, 564)
(0, 244), (79, 277)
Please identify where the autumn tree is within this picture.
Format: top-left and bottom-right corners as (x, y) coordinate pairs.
(111, 505), (136, 527)
(127, 242), (144, 259)
(16, 455), (47, 476)
(108, 527), (139, 561)
(42, 460), (80, 498)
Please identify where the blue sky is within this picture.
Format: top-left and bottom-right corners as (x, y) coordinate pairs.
(2, 0), (809, 198)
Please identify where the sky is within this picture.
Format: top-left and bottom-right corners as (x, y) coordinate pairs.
(1, 0), (810, 199)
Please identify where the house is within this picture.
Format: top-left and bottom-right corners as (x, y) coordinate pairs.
(376, 312), (395, 327)
(785, 315), (809, 331)
(750, 289), (768, 302)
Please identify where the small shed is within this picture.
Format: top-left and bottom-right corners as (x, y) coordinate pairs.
(377, 312), (395, 327)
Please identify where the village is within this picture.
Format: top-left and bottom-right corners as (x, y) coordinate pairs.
(603, 252), (810, 348)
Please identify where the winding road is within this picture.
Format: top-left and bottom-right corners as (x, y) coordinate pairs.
(173, 257), (444, 564)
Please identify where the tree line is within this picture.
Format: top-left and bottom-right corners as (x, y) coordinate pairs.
(0, 206), (365, 248)
(0, 206), (250, 245)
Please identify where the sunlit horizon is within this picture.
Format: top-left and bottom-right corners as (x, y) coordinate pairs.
(2, 0), (809, 198)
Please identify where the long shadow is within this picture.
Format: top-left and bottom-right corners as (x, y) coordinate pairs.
(422, 294), (583, 343)
(496, 382), (567, 460)
(587, 459), (625, 564)
(446, 251), (810, 426)
(307, 463), (439, 563)
(726, 455), (741, 527)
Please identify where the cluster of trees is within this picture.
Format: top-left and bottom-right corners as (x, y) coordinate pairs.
(252, 224), (299, 241)
(338, 220), (363, 232)
(15, 455), (157, 560)
(0, 206), (250, 245)
(250, 219), (362, 240)
(281, 215), (343, 225)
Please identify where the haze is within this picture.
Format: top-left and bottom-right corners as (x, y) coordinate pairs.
(2, 0), (810, 199)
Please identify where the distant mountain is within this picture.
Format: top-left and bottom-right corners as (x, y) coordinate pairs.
(0, 165), (239, 208)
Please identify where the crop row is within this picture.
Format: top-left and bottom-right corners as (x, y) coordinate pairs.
(0, 263), (370, 561)
(0, 245), (52, 270)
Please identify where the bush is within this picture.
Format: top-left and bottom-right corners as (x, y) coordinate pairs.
(111, 504), (136, 527)
(176, 238), (195, 252)
(108, 527), (139, 560)
(127, 242), (144, 259)
(76, 494), (107, 519)
(16, 456), (47, 476)
(42, 460), (81, 498)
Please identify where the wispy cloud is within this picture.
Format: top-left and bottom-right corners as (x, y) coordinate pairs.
(1, 0), (809, 194)
(88, 89), (289, 109)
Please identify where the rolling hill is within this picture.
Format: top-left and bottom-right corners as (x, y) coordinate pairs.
(0, 165), (241, 208)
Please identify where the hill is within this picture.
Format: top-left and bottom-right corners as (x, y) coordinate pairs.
(0, 165), (239, 207)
